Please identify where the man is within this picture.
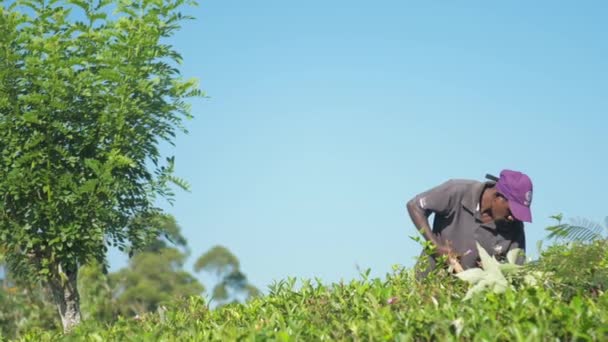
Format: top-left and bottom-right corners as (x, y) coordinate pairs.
(406, 169), (533, 277)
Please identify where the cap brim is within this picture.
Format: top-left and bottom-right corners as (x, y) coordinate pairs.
(509, 201), (532, 223)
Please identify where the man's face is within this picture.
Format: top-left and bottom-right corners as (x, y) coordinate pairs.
(491, 192), (513, 222)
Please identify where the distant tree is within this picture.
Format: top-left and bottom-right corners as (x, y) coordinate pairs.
(110, 248), (204, 317)
(77, 261), (113, 323)
(78, 214), (202, 320)
(0, 0), (200, 331)
(139, 214), (189, 254)
(195, 246), (260, 306)
(0, 251), (58, 338)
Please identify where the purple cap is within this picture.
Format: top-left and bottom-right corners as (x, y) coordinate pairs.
(495, 169), (533, 223)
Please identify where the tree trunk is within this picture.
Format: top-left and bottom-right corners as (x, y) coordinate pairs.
(48, 263), (82, 333)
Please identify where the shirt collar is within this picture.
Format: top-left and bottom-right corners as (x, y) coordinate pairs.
(462, 181), (498, 229)
(461, 181), (493, 213)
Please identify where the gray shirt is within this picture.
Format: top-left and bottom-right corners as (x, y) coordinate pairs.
(409, 179), (526, 272)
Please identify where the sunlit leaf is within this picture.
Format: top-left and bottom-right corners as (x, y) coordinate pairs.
(506, 248), (523, 265)
(455, 268), (485, 283)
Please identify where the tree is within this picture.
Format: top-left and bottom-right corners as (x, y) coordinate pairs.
(110, 247), (204, 317)
(0, 0), (201, 331)
(79, 214), (204, 319)
(194, 246), (260, 307)
(139, 213), (189, 254)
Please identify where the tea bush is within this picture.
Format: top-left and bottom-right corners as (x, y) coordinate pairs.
(15, 241), (608, 341)
(528, 239), (608, 300)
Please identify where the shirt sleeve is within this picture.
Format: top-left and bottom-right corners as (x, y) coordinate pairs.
(409, 179), (462, 217)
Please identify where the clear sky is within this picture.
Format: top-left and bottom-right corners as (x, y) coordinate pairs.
(108, 1), (608, 293)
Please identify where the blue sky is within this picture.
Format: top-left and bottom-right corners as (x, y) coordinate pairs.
(107, 1), (608, 293)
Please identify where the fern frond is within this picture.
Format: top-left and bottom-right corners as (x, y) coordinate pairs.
(546, 218), (603, 242)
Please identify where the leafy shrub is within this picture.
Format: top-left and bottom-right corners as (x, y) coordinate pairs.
(528, 239), (608, 300)
(14, 241), (608, 341)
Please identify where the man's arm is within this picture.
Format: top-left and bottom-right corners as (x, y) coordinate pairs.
(406, 180), (458, 257)
(407, 199), (444, 252)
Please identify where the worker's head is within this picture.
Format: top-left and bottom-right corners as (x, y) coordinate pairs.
(492, 169), (533, 223)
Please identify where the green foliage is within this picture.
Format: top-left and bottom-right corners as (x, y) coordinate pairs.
(77, 261), (113, 323)
(455, 243), (526, 300)
(19, 242), (608, 341)
(194, 245), (260, 306)
(541, 213), (608, 300)
(546, 213), (607, 242)
(76, 218), (259, 324)
(528, 239), (608, 301)
(78, 214), (204, 320)
(145, 214), (189, 253)
(0, 0), (200, 330)
(0, 279), (59, 339)
(110, 247), (205, 317)
(0, 251), (58, 339)
(194, 246), (240, 275)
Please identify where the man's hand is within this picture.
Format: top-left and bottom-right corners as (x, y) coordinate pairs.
(448, 257), (464, 273)
(406, 199), (464, 273)
(435, 245), (453, 258)
(435, 244), (464, 273)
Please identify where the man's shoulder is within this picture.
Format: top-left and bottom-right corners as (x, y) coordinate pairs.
(416, 178), (485, 202)
(438, 179), (486, 207)
(440, 179), (483, 191)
